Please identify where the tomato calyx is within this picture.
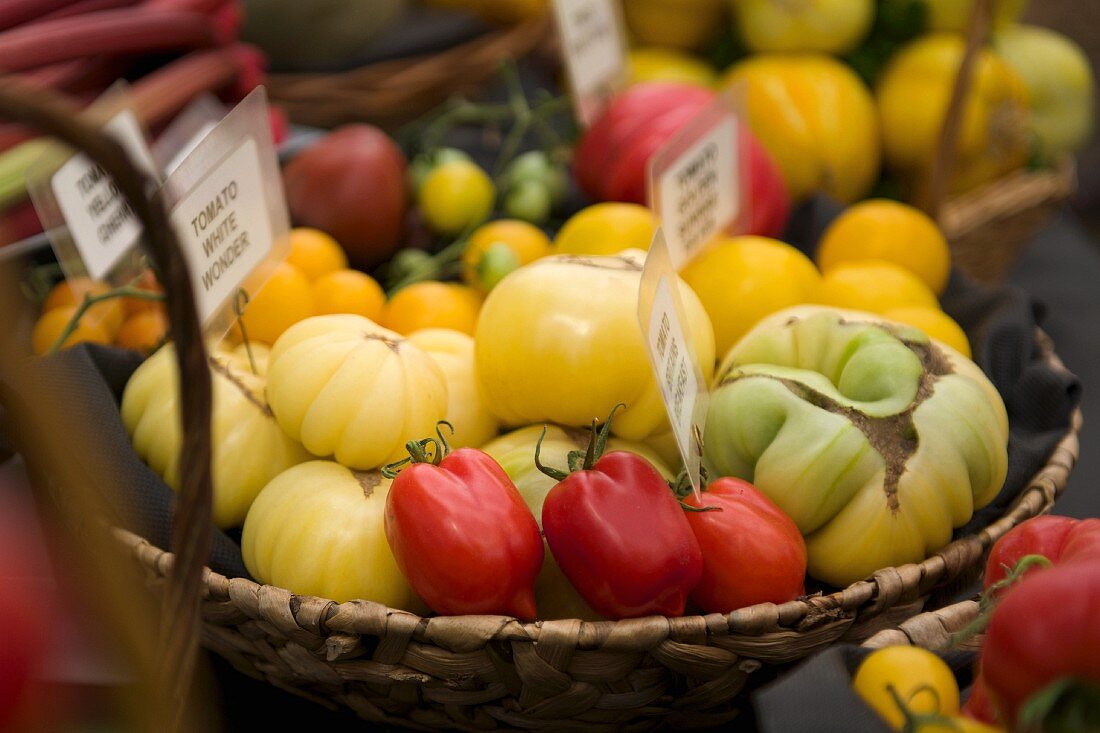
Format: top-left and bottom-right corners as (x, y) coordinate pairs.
(381, 421), (456, 478)
(1019, 677), (1100, 733)
(952, 554), (1054, 646)
(535, 404), (624, 481)
(669, 468), (723, 514)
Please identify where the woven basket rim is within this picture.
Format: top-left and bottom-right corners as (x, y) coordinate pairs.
(114, 328), (1081, 654)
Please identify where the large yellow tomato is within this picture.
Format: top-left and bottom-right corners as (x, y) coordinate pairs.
(732, 0), (874, 54)
(681, 236), (823, 359)
(242, 461), (422, 609)
(476, 250), (715, 440)
(723, 54), (881, 203)
(482, 424), (673, 620)
(877, 34), (1030, 196)
(622, 0), (726, 52)
(553, 203), (659, 256)
(853, 647), (960, 729)
(266, 315), (448, 470)
(628, 48), (717, 87)
(121, 345), (311, 528)
(406, 328), (499, 449)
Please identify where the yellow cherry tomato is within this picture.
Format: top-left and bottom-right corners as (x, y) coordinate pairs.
(43, 277), (125, 336)
(476, 250), (715, 440)
(407, 328), (499, 449)
(877, 34), (1030, 196)
(418, 160), (495, 236)
(680, 236), (823, 358)
(820, 260), (940, 314)
(628, 48), (717, 87)
(32, 306), (112, 355)
(723, 54), (881, 203)
(853, 647), (960, 730)
(382, 281), (482, 336)
(621, 0), (726, 51)
(554, 203), (659, 256)
(114, 310), (170, 353)
(285, 227), (349, 281)
(818, 200), (951, 295)
(311, 269), (386, 321)
(884, 307), (972, 359)
(733, 0), (874, 54)
(463, 219), (552, 293)
(238, 262), (317, 346)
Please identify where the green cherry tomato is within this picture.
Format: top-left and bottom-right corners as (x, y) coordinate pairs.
(504, 179), (552, 225)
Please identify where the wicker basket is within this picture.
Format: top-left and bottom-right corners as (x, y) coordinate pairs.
(0, 72), (1084, 732)
(862, 598), (982, 654)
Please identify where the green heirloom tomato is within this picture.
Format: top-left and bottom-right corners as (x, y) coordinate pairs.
(481, 424), (673, 620)
(704, 306), (1009, 587)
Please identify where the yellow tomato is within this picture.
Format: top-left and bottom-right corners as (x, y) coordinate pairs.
(43, 277), (124, 336)
(852, 647), (960, 730)
(406, 328), (499, 449)
(924, 0), (1027, 32)
(463, 219), (552, 293)
(285, 227), (349, 281)
(382, 281), (482, 336)
(554, 203), (659, 256)
(114, 310), (169, 353)
(681, 236), (823, 358)
(622, 0), (726, 51)
(921, 718), (1005, 733)
(628, 48), (717, 87)
(817, 199), (951, 294)
(476, 250), (715, 440)
(311, 269), (386, 321)
(32, 306), (111, 355)
(821, 260), (940, 314)
(418, 160), (495, 236)
(877, 34), (1030, 196)
(238, 262), (316, 346)
(242, 461), (423, 609)
(732, 0), (874, 54)
(267, 315), (448, 470)
(723, 54), (881, 203)
(883, 306), (971, 359)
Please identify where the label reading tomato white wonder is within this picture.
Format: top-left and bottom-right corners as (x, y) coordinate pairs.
(638, 230), (710, 495)
(44, 109), (158, 280)
(648, 99), (744, 270)
(160, 87), (289, 334)
(552, 0), (627, 127)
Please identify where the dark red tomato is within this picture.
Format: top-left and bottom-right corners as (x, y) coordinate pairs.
(542, 451), (702, 620)
(682, 477), (806, 613)
(981, 561), (1100, 728)
(985, 516), (1100, 590)
(385, 443), (543, 619)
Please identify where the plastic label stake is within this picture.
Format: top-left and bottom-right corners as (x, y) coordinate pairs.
(153, 94), (227, 175)
(159, 87), (289, 335)
(647, 96), (749, 270)
(552, 0), (627, 127)
(637, 229), (710, 496)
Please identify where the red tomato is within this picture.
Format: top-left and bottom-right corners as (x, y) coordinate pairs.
(985, 516), (1100, 589)
(962, 671), (1000, 726)
(743, 128), (791, 239)
(981, 561), (1100, 728)
(0, 504), (48, 728)
(682, 477), (806, 613)
(540, 416), (702, 620)
(384, 441), (543, 619)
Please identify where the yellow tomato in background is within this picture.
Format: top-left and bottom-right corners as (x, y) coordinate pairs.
(622, 0), (726, 51)
(463, 219), (552, 293)
(820, 260), (940, 314)
(883, 306), (971, 358)
(418, 160), (495, 237)
(877, 34), (1030, 196)
(476, 250), (714, 440)
(723, 54), (880, 203)
(923, 0), (1027, 33)
(627, 48), (717, 87)
(43, 277), (124, 336)
(114, 310), (170, 353)
(817, 200), (951, 294)
(237, 262), (316, 345)
(553, 203), (658, 256)
(32, 306), (111, 355)
(311, 269), (386, 321)
(732, 0), (874, 54)
(406, 328), (499, 449)
(852, 647), (960, 729)
(285, 227), (348, 281)
(681, 236), (823, 359)
(382, 281), (482, 336)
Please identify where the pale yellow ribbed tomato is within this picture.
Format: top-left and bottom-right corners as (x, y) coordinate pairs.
(476, 250), (715, 440)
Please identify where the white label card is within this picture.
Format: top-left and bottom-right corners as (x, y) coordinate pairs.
(637, 230), (710, 496)
(159, 86), (290, 335)
(47, 110), (158, 280)
(648, 98), (746, 270)
(552, 0), (627, 127)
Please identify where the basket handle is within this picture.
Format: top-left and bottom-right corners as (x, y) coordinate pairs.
(925, 0), (996, 220)
(0, 78), (212, 733)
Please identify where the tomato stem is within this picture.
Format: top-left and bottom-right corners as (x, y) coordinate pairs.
(46, 274), (165, 354)
(534, 426), (569, 482)
(232, 287), (257, 375)
(951, 553), (1054, 646)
